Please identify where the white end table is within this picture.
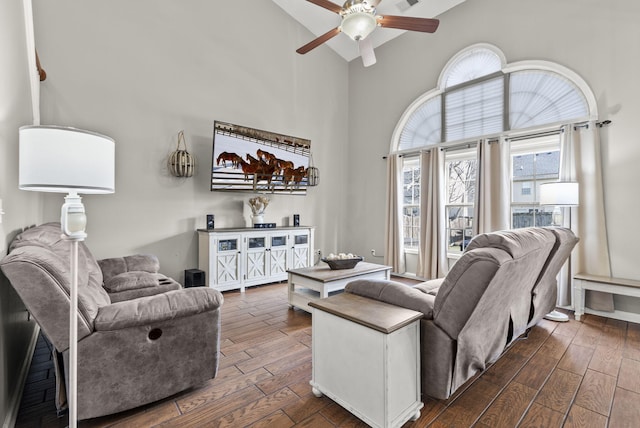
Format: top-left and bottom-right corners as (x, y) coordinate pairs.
(309, 293), (423, 428)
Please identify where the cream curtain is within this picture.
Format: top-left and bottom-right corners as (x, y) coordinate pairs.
(417, 148), (447, 279)
(384, 154), (405, 273)
(474, 138), (511, 234)
(559, 122), (613, 310)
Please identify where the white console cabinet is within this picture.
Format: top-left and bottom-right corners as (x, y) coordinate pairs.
(198, 227), (314, 292)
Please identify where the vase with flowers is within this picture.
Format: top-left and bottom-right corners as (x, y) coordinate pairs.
(248, 196), (270, 225)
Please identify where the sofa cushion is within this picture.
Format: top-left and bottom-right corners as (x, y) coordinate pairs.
(103, 271), (165, 293)
(98, 254), (160, 283)
(414, 278), (444, 296)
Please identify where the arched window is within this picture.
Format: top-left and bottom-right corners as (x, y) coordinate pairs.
(392, 44), (598, 277)
(394, 44), (596, 153)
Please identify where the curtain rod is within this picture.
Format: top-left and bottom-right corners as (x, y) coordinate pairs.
(382, 150), (423, 160)
(440, 142), (478, 152)
(507, 129), (562, 142)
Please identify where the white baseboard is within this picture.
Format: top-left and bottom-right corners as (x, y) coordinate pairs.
(2, 325), (39, 428)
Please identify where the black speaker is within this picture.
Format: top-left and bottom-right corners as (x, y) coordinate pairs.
(206, 214), (215, 230)
(184, 269), (206, 287)
(293, 214), (300, 227)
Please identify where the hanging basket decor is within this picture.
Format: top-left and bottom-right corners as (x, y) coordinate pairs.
(307, 154), (319, 186)
(168, 130), (195, 177)
(307, 166), (319, 186)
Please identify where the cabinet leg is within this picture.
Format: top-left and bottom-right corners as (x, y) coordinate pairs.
(574, 284), (584, 322)
(309, 381), (323, 398)
(410, 410), (421, 421)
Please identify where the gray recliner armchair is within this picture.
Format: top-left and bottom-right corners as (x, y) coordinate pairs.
(0, 223), (223, 420)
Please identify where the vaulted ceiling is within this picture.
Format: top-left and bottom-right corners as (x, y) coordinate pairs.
(273, 0), (467, 61)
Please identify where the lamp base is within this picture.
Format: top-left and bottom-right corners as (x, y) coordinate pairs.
(544, 310), (570, 322)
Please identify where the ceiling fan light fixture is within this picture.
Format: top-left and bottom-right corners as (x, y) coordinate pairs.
(340, 12), (377, 41)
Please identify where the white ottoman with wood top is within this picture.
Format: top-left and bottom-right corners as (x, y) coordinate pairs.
(309, 293), (423, 428)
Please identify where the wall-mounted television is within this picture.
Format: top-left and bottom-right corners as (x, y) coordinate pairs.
(211, 121), (311, 194)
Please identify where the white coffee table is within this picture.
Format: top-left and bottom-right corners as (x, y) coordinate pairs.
(287, 262), (391, 313)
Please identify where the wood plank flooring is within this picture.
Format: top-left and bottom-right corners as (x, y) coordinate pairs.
(15, 280), (640, 427)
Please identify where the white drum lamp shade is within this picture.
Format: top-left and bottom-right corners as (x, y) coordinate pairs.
(539, 182), (579, 206)
(19, 125), (115, 194)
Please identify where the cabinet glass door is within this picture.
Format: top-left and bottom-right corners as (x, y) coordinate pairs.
(271, 235), (287, 247)
(218, 239), (237, 252)
(248, 237), (266, 248)
(294, 234), (308, 245)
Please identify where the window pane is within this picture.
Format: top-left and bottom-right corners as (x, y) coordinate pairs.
(399, 96), (442, 150)
(445, 76), (504, 141)
(403, 159), (420, 205)
(510, 137), (561, 229)
(536, 206), (556, 227)
(447, 160), (477, 204)
(510, 70), (589, 129)
(403, 206), (420, 248)
(447, 205), (474, 254)
(443, 48), (502, 88)
(402, 157), (421, 249)
(512, 207), (535, 228)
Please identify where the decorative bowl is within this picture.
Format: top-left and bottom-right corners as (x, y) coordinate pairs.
(321, 256), (363, 270)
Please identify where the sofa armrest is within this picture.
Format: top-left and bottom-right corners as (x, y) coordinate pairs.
(98, 254), (160, 282)
(94, 287), (223, 331)
(345, 279), (435, 318)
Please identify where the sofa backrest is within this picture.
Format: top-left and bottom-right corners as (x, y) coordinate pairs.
(0, 223), (110, 351)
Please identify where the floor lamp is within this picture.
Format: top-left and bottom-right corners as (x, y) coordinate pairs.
(539, 181), (579, 322)
(18, 125), (115, 427)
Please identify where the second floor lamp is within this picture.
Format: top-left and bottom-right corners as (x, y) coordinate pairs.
(539, 181), (579, 322)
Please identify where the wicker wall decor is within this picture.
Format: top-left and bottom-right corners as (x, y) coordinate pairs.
(307, 154), (319, 186)
(168, 130), (195, 177)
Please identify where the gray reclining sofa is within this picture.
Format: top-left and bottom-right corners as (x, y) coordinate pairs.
(345, 227), (578, 400)
(0, 222), (224, 420)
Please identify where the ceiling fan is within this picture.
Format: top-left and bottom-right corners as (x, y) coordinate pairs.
(296, 0), (439, 67)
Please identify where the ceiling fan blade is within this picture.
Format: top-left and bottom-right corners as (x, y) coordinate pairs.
(306, 0), (343, 14)
(377, 15), (440, 33)
(296, 27), (342, 54)
(358, 38), (376, 67)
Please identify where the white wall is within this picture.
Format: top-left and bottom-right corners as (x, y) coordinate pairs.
(347, 0), (640, 309)
(0, 1), (42, 425)
(33, 0), (350, 282)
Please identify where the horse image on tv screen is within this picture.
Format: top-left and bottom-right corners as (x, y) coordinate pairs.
(211, 121), (311, 194)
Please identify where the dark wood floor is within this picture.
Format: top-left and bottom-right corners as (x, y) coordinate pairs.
(15, 280), (640, 427)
